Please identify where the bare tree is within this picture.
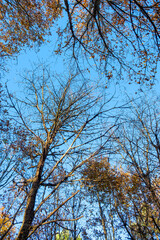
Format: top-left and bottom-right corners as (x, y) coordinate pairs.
(113, 96), (160, 239)
(2, 65), (115, 240)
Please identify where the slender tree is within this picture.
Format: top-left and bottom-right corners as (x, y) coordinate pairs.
(82, 96), (160, 240)
(0, 83), (19, 188)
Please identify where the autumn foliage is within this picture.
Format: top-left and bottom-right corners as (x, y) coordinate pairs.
(0, 207), (15, 239)
(82, 158), (160, 239)
(0, 0), (160, 238)
(0, 0), (62, 56)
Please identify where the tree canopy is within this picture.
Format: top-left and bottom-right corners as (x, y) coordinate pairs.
(0, 0), (62, 56)
(0, 0), (159, 83)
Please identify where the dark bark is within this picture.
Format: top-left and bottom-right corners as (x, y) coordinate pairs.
(16, 146), (48, 240)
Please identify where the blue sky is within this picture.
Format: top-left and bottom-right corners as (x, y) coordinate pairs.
(4, 40), (160, 106)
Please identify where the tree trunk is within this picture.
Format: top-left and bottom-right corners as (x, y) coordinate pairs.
(16, 146), (48, 240)
(97, 192), (108, 240)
